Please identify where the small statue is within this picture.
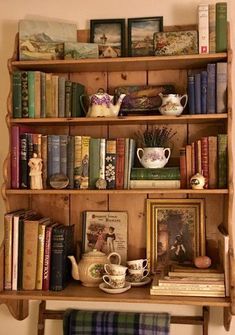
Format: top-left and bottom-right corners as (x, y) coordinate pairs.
(28, 152), (43, 190)
(190, 173), (206, 190)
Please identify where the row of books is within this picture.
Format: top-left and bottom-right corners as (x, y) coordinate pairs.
(180, 134), (227, 189)
(198, 2), (227, 54)
(129, 167), (180, 189)
(12, 71), (85, 118)
(4, 209), (74, 291)
(11, 126), (136, 190)
(187, 62), (227, 114)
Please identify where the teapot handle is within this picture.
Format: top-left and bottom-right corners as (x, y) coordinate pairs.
(137, 148), (144, 164)
(80, 94), (88, 116)
(108, 252), (121, 265)
(163, 148), (171, 164)
(180, 94), (188, 109)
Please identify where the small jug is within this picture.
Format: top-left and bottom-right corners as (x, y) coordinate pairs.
(137, 147), (171, 169)
(158, 93), (188, 116)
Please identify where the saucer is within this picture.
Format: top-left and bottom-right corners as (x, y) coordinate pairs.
(99, 282), (131, 294)
(126, 276), (152, 287)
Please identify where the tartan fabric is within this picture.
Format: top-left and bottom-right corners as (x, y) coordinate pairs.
(63, 309), (170, 335)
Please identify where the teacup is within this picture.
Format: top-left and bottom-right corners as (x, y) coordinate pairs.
(104, 263), (127, 276)
(128, 269), (149, 282)
(103, 274), (126, 289)
(127, 259), (148, 270)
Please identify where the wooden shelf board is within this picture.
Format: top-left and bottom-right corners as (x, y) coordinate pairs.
(6, 189), (229, 195)
(11, 53), (227, 72)
(0, 283), (230, 307)
(11, 114), (228, 125)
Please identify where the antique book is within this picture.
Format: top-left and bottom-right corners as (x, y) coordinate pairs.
(208, 136), (218, 188)
(130, 167), (180, 180)
(216, 62), (227, 114)
(41, 135), (48, 189)
(187, 74), (195, 115)
(12, 71), (22, 118)
(217, 134), (228, 188)
(198, 4), (209, 54)
(20, 133), (29, 188)
(129, 179), (180, 189)
(206, 63), (216, 114)
(194, 73), (201, 114)
(34, 71), (41, 118)
(216, 2), (227, 52)
(209, 3), (216, 53)
(60, 135), (68, 177)
(65, 80), (72, 117)
(40, 72), (46, 117)
(45, 73), (53, 117)
(80, 136), (90, 189)
(179, 147), (187, 189)
(21, 71), (29, 118)
(191, 142), (196, 176)
(27, 71), (35, 118)
(201, 70), (208, 114)
(52, 75), (59, 117)
(99, 138), (106, 181)
(71, 82), (85, 117)
(58, 76), (66, 117)
(83, 211), (128, 263)
(32, 133), (42, 158)
(195, 139), (202, 174)
(185, 144), (192, 188)
(89, 138), (101, 189)
(105, 139), (116, 189)
(74, 135), (82, 189)
(116, 138), (125, 189)
(67, 135), (75, 189)
(50, 224), (74, 291)
(201, 137), (209, 189)
(123, 138), (130, 189)
(127, 139), (136, 189)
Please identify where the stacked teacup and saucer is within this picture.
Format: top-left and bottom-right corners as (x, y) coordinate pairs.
(99, 263), (131, 294)
(126, 258), (151, 286)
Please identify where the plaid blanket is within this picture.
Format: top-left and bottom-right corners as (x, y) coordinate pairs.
(63, 310), (171, 335)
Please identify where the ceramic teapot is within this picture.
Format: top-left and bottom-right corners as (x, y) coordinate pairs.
(68, 249), (121, 287)
(137, 147), (171, 169)
(158, 93), (188, 116)
(81, 88), (126, 117)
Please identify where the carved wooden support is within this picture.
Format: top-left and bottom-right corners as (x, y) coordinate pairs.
(0, 299), (29, 320)
(224, 307), (232, 332)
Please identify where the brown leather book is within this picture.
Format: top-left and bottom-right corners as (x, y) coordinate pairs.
(186, 145), (192, 188)
(208, 136), (218, 188)
(201, 137), (209, 188)
(115, 138), (125, 189)
(195, 139), (202, 174)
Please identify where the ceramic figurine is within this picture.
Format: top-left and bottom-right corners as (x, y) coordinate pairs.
(81, 88), (126, 117)
(28, 152), (43, 190)
(158, 93), (188, 116)
(190, 173), (206, 190)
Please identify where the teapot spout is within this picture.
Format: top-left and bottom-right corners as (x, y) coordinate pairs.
(111, 93), (126, 116)
(68, 255), (80, 280)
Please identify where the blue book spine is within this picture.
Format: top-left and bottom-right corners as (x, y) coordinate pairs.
(51, 135), (60, 175)
(207, 63), (216, 114)
(194, 73), (201, 114)
(201, 70), (208, 114)
(187, 75), (195, 115)
(60, 135), (68, 176)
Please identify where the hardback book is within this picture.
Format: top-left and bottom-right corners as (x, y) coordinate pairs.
(60, 135), (68, 177)
(187, 74), (195, 114)
(191, 142), (196, 176)
(116, 138), (125, 189)
(99, 138), (106, 181)
(27, 71), (35, 118)
(127, 138), (136, 189)
(67, 135), (75, 189)
(201, 136), (209, 189)
(47, 135), (60, 181)
(217, 224), (229, 296)
(21, 71), (29, 118)
(208, 136), (218, 188)
(52, 75), (59, 117)
(50, 224), (74, 291)
(20, 133), (30, 188)
(80, 136), (90, 189)
(194, 73), (201, 114)
(216, 2), (227, 52)
(216, 62), (227, 114)
(12, 71), (22, 118)
(209, 3), (216, 53)
(58, 76), (66, 118)
(40, 72), (46, 117)
(150, 287), (225, 297)
(89, 138), (101, 189)
(207, 63), (216, 114)
(123, 138), (130, 189)
(64, 42), (99, 59)
(129, 179), (180, 189)
(217, 134), (228, 188)
(179, 147), (187, 188)
(71, 82), (85, 117)
(65, 80), (72, 117)
(34, 71), (41, 118)
(105, 139), (117, 189)
(157, 276), (224, 284)
(195, 139), (202, 174)
(198, 4), (209, 54)
(45, 73), (53, 117)
(130, 167), (180, 180)
(168, 269), (224, 278)
(201, 70), (207, 114)
(82, 211), (128, 263)
(74, 135), (82, 189)
(185, 144), (192, 188)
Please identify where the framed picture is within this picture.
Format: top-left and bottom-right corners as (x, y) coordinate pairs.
(146, 199), (205, 273)
(128, 16), (163, 57)
(82, 211), (128, 263)
(90, 19), (126, 58)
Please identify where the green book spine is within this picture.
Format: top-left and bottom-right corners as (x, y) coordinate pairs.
(27, 71), (35, 118)
(40, 72), (46, 117)
(216, 2), (227, 52)
(89, 138), (101, 188)
(12, 72), (22, 118)
(21, 71), (29, 118)
(58, 76), (65, 117)
(217, 134), (227, 188)
(71, 82), (78, 117)
(130, 167), (181, 180)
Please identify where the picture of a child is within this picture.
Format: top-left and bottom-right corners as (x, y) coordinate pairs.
(106, 226), (116, 253)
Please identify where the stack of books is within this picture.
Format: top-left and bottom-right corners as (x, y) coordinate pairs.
(130, 167), (180, 189)
(150, 269), (225, 297)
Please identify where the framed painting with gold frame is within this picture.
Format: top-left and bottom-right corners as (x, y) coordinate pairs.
(146, 199), (205, 273)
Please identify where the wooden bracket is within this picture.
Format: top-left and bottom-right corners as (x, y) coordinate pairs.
(0, 299), (29, 320)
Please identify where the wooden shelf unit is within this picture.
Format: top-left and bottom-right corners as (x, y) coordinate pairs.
(1, 27), (234, 333)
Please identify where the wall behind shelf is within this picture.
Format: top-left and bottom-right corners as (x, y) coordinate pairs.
(0, 0), (234, 334)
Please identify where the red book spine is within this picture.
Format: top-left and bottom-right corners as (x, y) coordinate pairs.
(180, 148), (187, 188)
(201, 137), (209, 188)
(116, 138), (125, 189)
(191, 142), (196, 176)
(195, 139), (202, 174)
(42, 225), (53, 290)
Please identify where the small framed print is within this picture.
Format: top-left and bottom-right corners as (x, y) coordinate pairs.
(90, 19), (126, 58)
(128, 16), (163, 57)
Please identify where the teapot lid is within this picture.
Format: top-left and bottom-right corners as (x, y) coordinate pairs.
(82, 249), (106, 258)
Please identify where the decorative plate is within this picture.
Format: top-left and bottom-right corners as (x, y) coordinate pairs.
(99, 282), (131, 294)
(126, 276), (152, 287)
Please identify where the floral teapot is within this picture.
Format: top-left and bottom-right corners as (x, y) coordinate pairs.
(81, 88), (126, 117)
(158, 93), (188, 116)
(68, 249), (121, 287)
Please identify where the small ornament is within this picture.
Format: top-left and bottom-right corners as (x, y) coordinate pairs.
(28, 152), (43, 190)
(95, 178), (107, 190)
(50, 173), (69, 189)
(194, 256), (212, 269)
(190, 172), (206, 190)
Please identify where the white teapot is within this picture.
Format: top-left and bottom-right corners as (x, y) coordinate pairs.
(158, 93), (188, 116)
